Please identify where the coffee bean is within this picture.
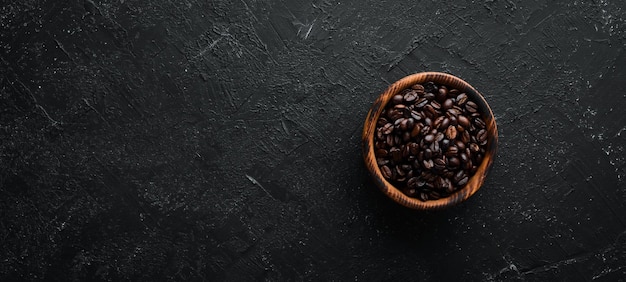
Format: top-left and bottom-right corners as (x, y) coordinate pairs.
(436, 86), (448, 102)
(443, 98), (454, 110)
(456, 93), (468, 106)
(375, 148), (388, 157)
(474, 118), (486, 129)
(433, 116), (446, 129)
(465, 101), (478, 113)
(477, 129), (487, 143)
(461, 130), (471, 143)
(390, 147), (402, 163)
(445, 126), (457, 140)
(386, 134), (395, 147)
(396, 165), (406, 177)
(411, 84), (425, 91)
(381, 165), (392, 179)
(404, 91), (419, 102)
(377, 158), (389, 166)
(423, 92), (435, 101)
(424, 134), (435, 143)
(469, 143), (480, 152)
(445, 146), (459, 157)
(458, 115), (470, 128)
(457, 176), (468, 186)
(415, 98), (429, 108)
(447, 108), (462, 117)
(424, 82), (438, 93)
(448, 157), (460, 167)
(422, 159), (434, 169)
(392, 94), (404, 104)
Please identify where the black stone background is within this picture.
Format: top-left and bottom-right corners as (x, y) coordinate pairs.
(1, 0), (626, 281)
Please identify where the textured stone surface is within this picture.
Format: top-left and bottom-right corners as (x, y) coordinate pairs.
(1, 0), (625, 280)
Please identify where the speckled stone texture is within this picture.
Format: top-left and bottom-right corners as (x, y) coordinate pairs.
(1, 0), (626, 281)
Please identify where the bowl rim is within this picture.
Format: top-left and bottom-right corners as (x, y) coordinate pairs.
(362, 72), (498, 210)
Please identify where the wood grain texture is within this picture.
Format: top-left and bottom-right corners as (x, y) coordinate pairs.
(362, 72), (498, 210)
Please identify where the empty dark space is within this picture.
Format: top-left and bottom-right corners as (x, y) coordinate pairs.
(1, 0), (625, 281)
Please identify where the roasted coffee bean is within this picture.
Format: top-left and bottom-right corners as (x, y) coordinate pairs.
(453, 170), (466, 183)
(448, 157), (460, 168)
(424, 134), (435, 143)
(402, 131), (411, 142)
(381, 165), (392, 179)
(474, 118), (486, 129)
(465, 101), (478, 113)
(424, 82), (438, 93)
(375, 81), (489, 201)
(396, 165), (406, 177)
(441, 139), (450, 149)
(411, 84), (425, 91)
(422, 159), (434, 169)
(440, 117), (450, 129)
(392, 94), (404, 104)
(415, 98), (429, 108)
(382, 123), (394, 134)
(424, 148), (433, 159)
(377, 158), (389, 166)
(469, 143), (480, 153)
(375, 148), (388, 157)
(404, 91), (419, 102)
(433, 116), (446, 129)
(446, 146), (459, 157)
(461, 130), (471, 143)
(457, 176), (468, 186)
(456, 93), (468, 106)
(390, 147), (402, 163)
(386, 134), (395, 147)
(377, 117), (389, 127)
(423, 92), (435, 101)
(445, 126), (457, 140)
(455, 140), (466, 151)
(436, 86), (448, 102)
(477, 129), (487, 143)
(447, 107), (462, 116)
(458, 115), (470, 128)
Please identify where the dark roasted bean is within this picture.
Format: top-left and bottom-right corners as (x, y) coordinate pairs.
(466, 101), (478, 113)
(404, 91), (419, 102)
(422, 159), (434, 170)
(424, 134), (435, 143)
(436, 86), (448, 102)
(411, 84), (425, 91)
(392, 94), (404, 104)
(456, 93), (468, 106)
(381, 165), (392, 179)
(375, 148), (388, 157)
(477, 129), (487, 143)
(445, 126), (457, 140)
(390, 147), (402, 163)
(458, 115), (470, 128)
(448, 157), (460, 167)
(457, 176), (468, 186)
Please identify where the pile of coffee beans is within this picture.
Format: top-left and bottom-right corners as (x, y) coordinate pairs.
(374, 82), (488, 201)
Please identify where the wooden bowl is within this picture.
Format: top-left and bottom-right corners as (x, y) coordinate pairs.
(362, 72), (498, 210)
